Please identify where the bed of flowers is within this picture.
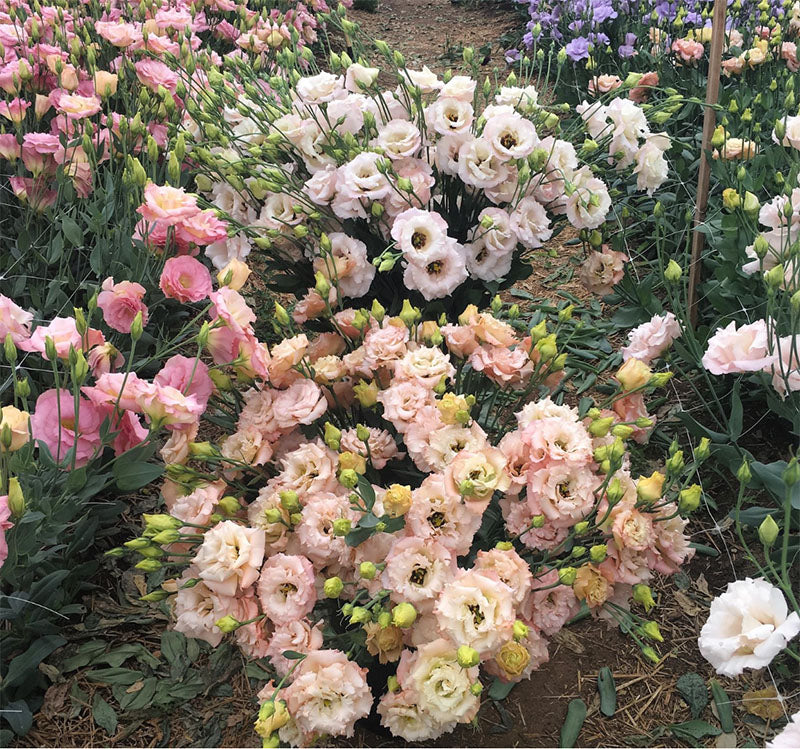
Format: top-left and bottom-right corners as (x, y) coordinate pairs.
(2, 0), (800, 744)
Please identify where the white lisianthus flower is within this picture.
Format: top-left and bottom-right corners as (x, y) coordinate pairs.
(390, 208), (450, 262)
(400, 65), (442, 93)
(439, 74), (476, 102)
(192, 520), (266, 597)
(482, 112), (539, 161)
(457, 137), (508, 189)
(403, 243), (469, 300)
(565, 167), (611, 230)
(345, 62), (379, 92)
(767, 711), (800, 749)
(426, 97), (474, 136)
(374, 119), (422, 160)
(633, 133), (670, 195)
(495, 84), (539, 111)
(295, 71), (345, 103)
(698, 578), (800, 677)
(510, 196), (553, 249)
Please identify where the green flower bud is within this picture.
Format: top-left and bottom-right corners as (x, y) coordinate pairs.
(783, 458), (800, 486)
(218, 496), (241, 515)
(332, 517), (352, 536)
(392, 602), (417, 628)
(633, 584), (656, 612)
(571, 545), (586, 558)
(359, 561), (377, 580)
(387, 675), (400, 693)
(378, 611), (392, 628)
(135, 559), (162, 572)
(736, 460), (752, 485)
(531, 514), (545, 528)
(758, 514), (780, 547)
(664, 259), (683, 283)
(324, 422), (342, 451)
(695, 437), (711, 461)
(589, 417), (615, 438)
(558, 566), (577, 586)
(641, 645), (660, 664)
(513, 620), (529, 641)
(678, 484), (702, 513)
(140, 589), (169, 602)
(324, 576), (344, 598)
(349, 606), (370, 624)
(589, 544), (607, 564)
(151, 529), (180, 545)
(641, 621), (664, 642)
(457, 645), (480, 668)
(470, 681), (484, 696)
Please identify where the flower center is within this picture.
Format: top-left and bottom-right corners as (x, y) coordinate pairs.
(409, 565), (428, 586)
(500, 132), (518, 150)
(468, 604), (485, 626)
(427, 511), (446, 529)
(426, 260), (443, 274)
(411, 230), (427, 249)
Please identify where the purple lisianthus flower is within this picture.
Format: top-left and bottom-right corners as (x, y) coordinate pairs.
(505, 48), (521, 63)
(618, 32), (637, 58)
(589, 32), (610, 46)
(565, 36), (590, 61)
(569, 19), (585, 33)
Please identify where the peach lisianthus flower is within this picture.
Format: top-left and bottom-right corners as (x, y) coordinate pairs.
(55, 93), (101, 120)
(265, 619), (324, 677)
(671, 38), (705, 63)
(283, 649), (371, 738)
(579, 247), (628, 296)
(193, 520), (265, 597)
(382, 536), (455, 605)
(573, 563), (614, 609)
(257, 553), (317, 624)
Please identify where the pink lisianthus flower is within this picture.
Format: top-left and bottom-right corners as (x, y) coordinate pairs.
(0, 294), (33, 346)
(265, 619), (324, 677)
(192, 520), (265, 597)
(0, 494), (13, 570)
(97, 277), (148, 333)
(20, 317), (104, 361)
(30, 389), (104, 466)
(159, 256), (213, 303)
(257, 553), (317, 624)
(621, 312), (681, 364)
(702, 320), (777, 375)
(154, 355), (214, 409)
(175, 209), (229, 247)
(138, 183), (200, 226)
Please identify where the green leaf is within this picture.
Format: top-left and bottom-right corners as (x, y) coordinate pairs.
(677, 673), (708, 719)
(118, 678), (158, 711)
(60, 216), (83, 247)
(560, 698), (587, 748)
(1, 700), (32, 735)
(281, 650), (307, 660)
(3, 635), (66, 691)
(356, 474), (376, 509)
(710, 680), (734, 733)
(112, 459), (164, 492)
(487, 677), (516, 701)
(669, 719), (721, 742)
(92, 695), (117, 735)
(160, 630), (186, 666)
(597, 667), (616, 717)
(85, 668), (143, 686)
(728, 380), (743, 441)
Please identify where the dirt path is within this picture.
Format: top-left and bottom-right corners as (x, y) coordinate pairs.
(349, 0), (517, 72)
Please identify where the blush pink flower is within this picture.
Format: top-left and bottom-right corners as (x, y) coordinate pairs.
(293, 493), (356, 567)
(0, 494), (12, 570)
(382, 536), (455, 605)
(175, 209), (229, 247)
(21, 317), (104, 360)
(339, 427), (401, 469)
(154, 355), (214, 409)
(469, 345), (534, 387)
(138, 183), (200, 226)
(579, 247), (628, 296)
(520, 568), (580, 635)
(265, 619), (324, 677)
(527, 462), (600, 527)
(135, 59), (179, 94)
(81, 372), (147, 412)
(193, 520), (265, 597)
(283, 650), (371, 738)
(97, 277), (148, 333)
(159, 256), (213, 303)
(622, 312), (681, 364)
(54, 93), (101, 120)
(273, 379), (328, 430)
(702, 320), (777, 375)
(671, 38), (705, 63)
(30, 389), (103, 466)
(377, 380), (435, 433)
(0, 294), (33, 346)
(257, 553), (317, 624)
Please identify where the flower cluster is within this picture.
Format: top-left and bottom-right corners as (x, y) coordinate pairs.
(122, 291), (699, 745)
(179, 34), (666, 308)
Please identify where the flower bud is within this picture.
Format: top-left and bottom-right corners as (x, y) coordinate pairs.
(387, 675), (400, 693)
(324, 576), (344, 598)
(611, 424), (635, 439)
(589, 544), (607, 563)
(571, 545), (586, 558)
(457, 645), (480, 668)
(616, 358), (652, 390)
(633, 583), (655, 612)
(559, 567), (577, 585)
(531, 514), (545, 528)
(695, 437), (711, 461)
(140, 589), (169, 602)
(470, 682), (484, 696)
(758, 514), (780, 547)
(666, 450), (685, 474)
(7, 477), (25, 517)
(215, 615), (240, 633)
(678, 484), (702, 513)
(641, 645), (660, 664)
(324, 421), (342, 450)
(130, 311), (144, 341)
(641, 621), (663, 642)
(512, 620), (529, 641)
(722, 188), (741, 211)
(664, 259), (683, 283)
(151, 529), (180, 544)
(636, 471), (665, 503)
(332, 517), (352, 535)
(354, 380), (379, 407)
(737, 460), (752, 485)
(350, 606), (370, 624)
(338, 468), (359, 489)
(359, 561), (377, 580)
(392, 602), (417, 628)
(378, 611), (392, 628)
(314, 271), (330, 298)
(135, 559), (162, 572)
(383, 483), (412, 517)
(143, 513), (181, 531)
(783, 458), (800, 486)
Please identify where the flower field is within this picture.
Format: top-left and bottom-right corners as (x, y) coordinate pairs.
(0, 0), (798, 746)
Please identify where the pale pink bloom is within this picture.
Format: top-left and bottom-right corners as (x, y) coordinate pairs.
(565, 168), (611, 230)
(340, 427), (401, 469)
(482, 112), (538, 161)
(382, 536), (455, 604)
(622, 312), (681, 364)
(458, 137), (508, 188)
(283, 650), (371, 738)
(345, 63), (379, 92)
(601, 541), (653, 585)
(500, 495), (569, 550)
(275, 440), (339, 498)
(136, 382), (205, 428)
(391, 208), (450, 263)
(464, 236), (513, 282)
(95, 21), (143, 47)
(313, 232), (375, 298)
(516, 397), (580, 427)
(0, 295), (33, 345)
(405, 474), (482, 555)
(336, 151), (391, 203)
(378, 688), (452, 742)
(767, 712), (800, 749)
(135, 59), (178, 94)
(170, 481), (227, 527)
(474, 547), (533, 606)
(273, 379), (327, 430)
(258, 553), (317, 624)
(394, 346), (455, 388)
(781, 41), (800, 72)
(82, 372), (147, 412)
(295, 71), (345, 103)
(154, 355), (213, 409)
(400, 639), (479, 724)
(374, 119), (422, 160)
(649, 502), (694, 575)
(265, 619), (324, 677)
(522, 417), (594, 467)
(30, 389), (103, 467)
(193, 520), (265, 597)
(220, 427), (273, 468)
(426, 97), (474, 136)
(175, 210), (229, 247)
(363, 324), (410, 368)
(769, 335), (800, 398)
(579, 247), (628, 296)
(612, 392), (654, 444)
(672, 38), (705, 63)
(237, 387), (282, 442)
(160, 422), (198, 465)
(268, 333), (308, 387)
(435, 569), (515, 656)
(173, 576), (225, 647)
(589, 74), (623, 95)
(469, 345), (533, 387)
(21, 317), (104, 360)
(304, 166), (337, 205)
(96, 277), (148, 334)
(610, 500), (656, 552)
(443, 447), (510, 510)
(294, 493), (356, 567)
(440, 324), (479, 358)
(527, 462), (600, 527)
(87, 342), (124, 376)
(54, 93), (101, 120)
(510, 197), (553, 249)
(703, 320), (778, 375)
(210, 287), (256, 337)
(521, 568), (580, 635)
(138, 183), (199, 226)
(377, 380), (435, 432)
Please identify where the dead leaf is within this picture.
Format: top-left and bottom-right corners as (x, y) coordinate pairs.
(674, 590), (703, 617)
(743, 687), (783, 720)
(716, 732), (737, 748)
(41, 681), (71, 718)
(133, 574), (147, 597)
(125, 680), (144, 694)
(38, 661), (61, 682)
(553, 629), (586, 654)
(693, 573), (711, 598)
(226, 713), (244, 727)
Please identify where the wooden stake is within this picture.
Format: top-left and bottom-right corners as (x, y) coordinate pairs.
(687, 0), (727, 327)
